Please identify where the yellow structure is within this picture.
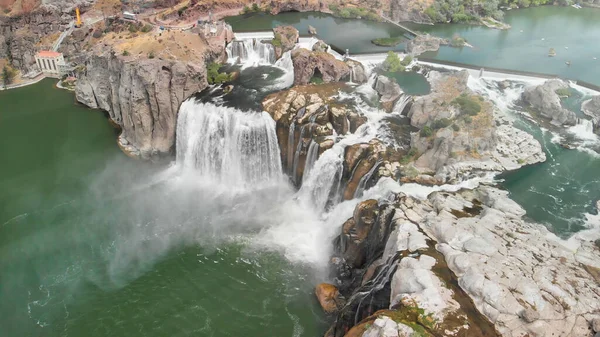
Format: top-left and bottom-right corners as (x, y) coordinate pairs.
(75, 7), (82, 28)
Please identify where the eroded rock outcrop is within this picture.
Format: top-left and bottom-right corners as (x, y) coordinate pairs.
(582, 96), (600, 133)
(372, 75), (402, 112)
(75, 52), (208, 159)
(273, 25), (299, 59)
(405, 34), (450, 56)
(522, 79), (577, 126)
(405, 70), (545, 183)
(291, 48), (350, 85)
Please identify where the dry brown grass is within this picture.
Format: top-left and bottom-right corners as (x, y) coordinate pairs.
(98, 29), (208, 64)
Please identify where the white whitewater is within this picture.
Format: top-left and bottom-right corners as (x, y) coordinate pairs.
(176, 100), (282, 189)
(226, 39), (276, 66)
(302, 140), (320, 184)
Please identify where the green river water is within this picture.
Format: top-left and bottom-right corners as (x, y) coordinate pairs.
(0, 80), (326, 337)
(2, 6), (600, 337)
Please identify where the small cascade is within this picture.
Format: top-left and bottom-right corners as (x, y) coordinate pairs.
(226, 39), (276, 66)
(176, 100), (282, 188)
(569, 118), (598, 142)
(353, 160), (383, 198)
(392, 94), (413, 115)
(292, 125), (307, 184)
(302, 141), (320, 184)
(298, 147), (345, 211)
(272, 50), (295, 89)
(287, 121), (296, 175)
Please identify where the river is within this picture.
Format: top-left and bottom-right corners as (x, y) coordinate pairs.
(227, 6), (600, 86)
(0, 80), (327, 337)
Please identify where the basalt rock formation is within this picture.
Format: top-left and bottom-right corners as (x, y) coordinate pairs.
(262, 84), (404, 194)
(323, 186), (600, 337)
(405, 34), (450, 56)
(75, 52), (209, 159)
(582, 95), (600, 133)
(405, 70), (545, 183)
(273, 25), (299, 60)
(372, 75), (403, 112)
(522, 79), (577, 126)
(291, 48), (350, 85)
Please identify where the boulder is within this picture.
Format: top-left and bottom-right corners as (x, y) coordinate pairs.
(593, 317), (600, 332)
(312, 39), (328, 53)
(273, 25), (299, 59)
(372, 75), (402, 112)
(520, 308), (540, 323)
(522, 79), (577, 126)
(308, 25), (317, 36)
(291, 48), (350, 85)
(315, 283), (345, 313)
(345, 59), (368, 83)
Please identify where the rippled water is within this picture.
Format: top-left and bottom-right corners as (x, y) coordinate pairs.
(0, 80), (329, 337)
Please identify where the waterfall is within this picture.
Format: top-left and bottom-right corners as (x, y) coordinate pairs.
(292, 125), (307, 184)
(392, 94), (413, 115)
(287, 121), (296, 175)
(226, 39), (275, 66)
(568, 118), (598, 142)
(302, 141), (320, 184)
(354, 160), (382, 198)
(176, 100), (282, 188)
(298, 147), (345, 211)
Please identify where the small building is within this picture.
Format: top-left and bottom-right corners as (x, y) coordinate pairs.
(123, 11), (137, 21)
(35, 51), (65, 77)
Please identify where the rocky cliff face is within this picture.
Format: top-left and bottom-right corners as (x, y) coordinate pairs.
(582, 95), (600, 133)
(291, 48), (350, 85)
(0, 8), (70, 71)
(322, 186), (600, 337)
(273, 25), (299, 60)
(75, 52), (209, 159)
(522, 79), (577, 126)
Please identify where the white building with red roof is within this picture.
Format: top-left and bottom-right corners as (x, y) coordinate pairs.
(35, 51), (65, 77)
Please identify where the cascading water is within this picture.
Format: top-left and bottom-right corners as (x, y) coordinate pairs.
(302, 141), (320, 184)
(392, 94), (413, 115)
(226, 39), (276, 66)
(353, 160), (382, 198)
(176, 99), (282, 188)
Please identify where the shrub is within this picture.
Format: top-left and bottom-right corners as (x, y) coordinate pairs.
(92, 29), (103, 38)
(420, 126), (433, 137)
(453, 94), (481, 116)
(432, 118), (452, 129)
(401, 55), (413, 66)
(451, 36), (466, 47)
(383, 51), (404, 73)
(310, 76), (324, 84)
(242, 5), (251, 13)
(141, 24), (153, 33)
(371, 37), (404, 47)
(555, 88), (572, 97)
(207, 62), (233, 85)
(400, 148), (418, 164)
(122, 50), (130, 56)
(1, 65), (17, 86)
(271, 37), (282, 47)
(128, 24), (138, 33)
(452, 124), (460, 131)
(252, 3), (260, 11)
(148, 51), (155, 59)
(464, 116), (473, 124)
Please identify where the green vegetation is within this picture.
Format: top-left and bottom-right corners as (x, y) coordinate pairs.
(328, 5), (380, 21)
(432, 118), (452, 130)
(310, 76), (324, 85)
(242, 3), (264, 14)
(383, 52), (413, 73)
(177, 6), (188, 17)
(141, 24), (153, 33)
(207, 62), (233, 85)
(400, 148), (419, 164)
(420, 126), (433, 137)
(271, 34), (282, 47)
(555, 88), (572, 97)
(451, 35), (466, 47)
(453, 94), (482, 116)
(1, 65), (16, 87)
(122, 50), (130, 56)
(452, 124), (460, 131)
(371, 37), (405, 47)
(128, 24), (138, 33)
(148, 51), (155, 59)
